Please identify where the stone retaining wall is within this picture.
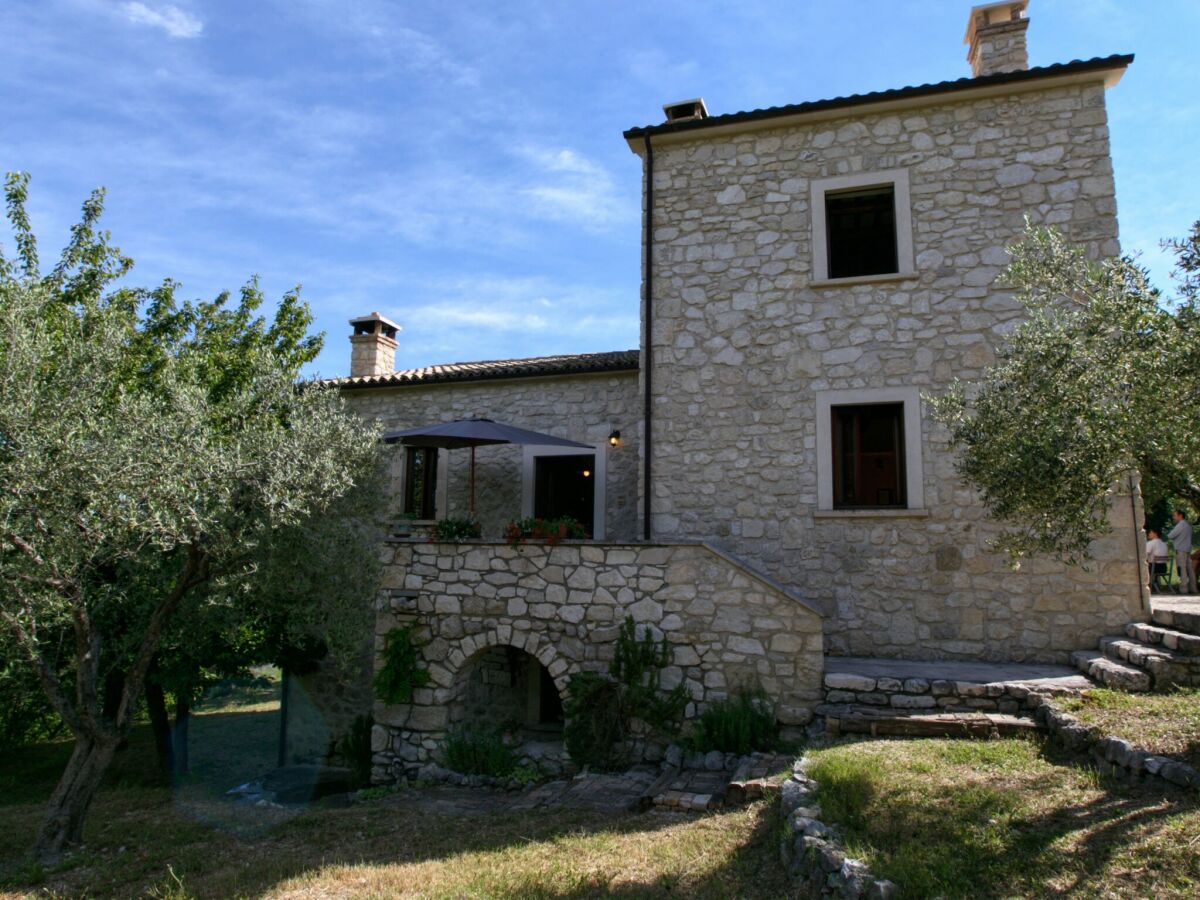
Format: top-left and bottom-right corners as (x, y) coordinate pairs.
(370, 540), (823, 782)
(779, 757), (897, 898)
(818, 669), (1079, 716)
(1031, 695), (1200, 790)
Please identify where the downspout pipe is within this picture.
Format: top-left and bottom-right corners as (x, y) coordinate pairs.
(642, 134), (654, 542)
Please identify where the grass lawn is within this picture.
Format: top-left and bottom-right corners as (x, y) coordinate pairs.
(1058, 687), (1200, 769)
(807, 737), (1200, 899)
(0, 677), (787, 898)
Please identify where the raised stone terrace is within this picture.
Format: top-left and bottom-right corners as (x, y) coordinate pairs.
(371, 539), (823, 783)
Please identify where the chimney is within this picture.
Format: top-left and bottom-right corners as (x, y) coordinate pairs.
(964, 1), (1030, 78)
(662, 98), (708, 124)
(348, 311), (400, 378)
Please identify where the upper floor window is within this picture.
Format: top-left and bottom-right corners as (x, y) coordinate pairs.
(811, 169), (915, 284)
(825, 186), (898, 279)
(403, 446), (438, 519)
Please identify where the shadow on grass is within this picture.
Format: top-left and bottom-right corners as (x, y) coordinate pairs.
(0, 691), (790, 898)
(812, 736), (1200, 899)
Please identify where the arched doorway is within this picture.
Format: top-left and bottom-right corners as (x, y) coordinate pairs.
(447, 644), (569, 775)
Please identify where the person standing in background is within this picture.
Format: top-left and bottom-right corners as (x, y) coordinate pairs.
(1168, 510), (1197, 594)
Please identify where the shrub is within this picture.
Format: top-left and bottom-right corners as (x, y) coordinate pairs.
(338, 713), (375, 788)
(563, 617), (688, 771)
(504, 516), (588, 546)
(373, 627), (429, 704)
(442, 724), (517, 778)
(687, 689), (779, 755)
(430, 517), (482, 541)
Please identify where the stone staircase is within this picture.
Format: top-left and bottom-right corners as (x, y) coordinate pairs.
(1071, 602), (1200, 692)
(818, 657), (1092, 738)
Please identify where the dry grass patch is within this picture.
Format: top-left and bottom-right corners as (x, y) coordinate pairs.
(807, 737), (1200, 898)
(1058, 688), (1200, 769)
(0, 676), (788, 898)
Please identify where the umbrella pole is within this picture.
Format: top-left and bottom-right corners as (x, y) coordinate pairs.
(469, 445), (476, 519)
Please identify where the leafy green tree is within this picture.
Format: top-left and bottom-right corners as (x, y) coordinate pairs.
(0, 173), (383, 861)
(929, 221), (1200, 560)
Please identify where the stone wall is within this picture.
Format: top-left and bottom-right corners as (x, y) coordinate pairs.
(342, 372), (639, 541)
(370, 540), (824, 781)
(639, 79), (1145, 662)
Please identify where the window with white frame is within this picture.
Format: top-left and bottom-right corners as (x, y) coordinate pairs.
(811, 170), (915, 283)
(815, 388), (925, 511)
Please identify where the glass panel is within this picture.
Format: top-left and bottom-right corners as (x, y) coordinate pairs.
(831, 403), (906, 508)
(825, 185), (898, 279)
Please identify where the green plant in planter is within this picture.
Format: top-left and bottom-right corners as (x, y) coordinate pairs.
(430, 517), (482, 541)
(563, 617), (688, 771)
(373, 627), (429, 704)
(504, 515), (588, 546)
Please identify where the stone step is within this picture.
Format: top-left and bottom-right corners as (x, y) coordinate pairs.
(1099, 636), (1200, 689)
(1071, 650), (1152, 692)
(1126, 621), (1200, 656)
(820, 704), (1037, 739)
(1152, 606), (1200, 638)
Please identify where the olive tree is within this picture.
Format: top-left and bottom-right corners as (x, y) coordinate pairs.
(929, 221), (1200, 560)
(0, 174), (382, 861)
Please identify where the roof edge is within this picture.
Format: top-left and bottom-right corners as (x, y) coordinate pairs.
(623, 54), (1133, 148)
(327, 349), (640, 391)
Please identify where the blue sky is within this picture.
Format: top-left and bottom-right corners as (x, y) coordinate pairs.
(2, 0), (1198, 377)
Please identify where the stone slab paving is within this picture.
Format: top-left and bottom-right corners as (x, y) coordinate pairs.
(387, 772), (661, 818)
(824, 656), (1093, 691)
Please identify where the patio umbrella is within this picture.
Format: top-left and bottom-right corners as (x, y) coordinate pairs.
(382, 418), (592, 517)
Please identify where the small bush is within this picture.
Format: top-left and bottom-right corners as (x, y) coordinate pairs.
(443, 724), (517, 778)
(504, 516), (588, 546)
(687, 689), (779, 755)
(430, 517), (482, 541)
(338, 713), (374, 788)
(373, 627), (429, 704)
(563, 617), (688, 771)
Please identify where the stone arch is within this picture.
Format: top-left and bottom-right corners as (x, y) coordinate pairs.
(440, 628), (578, 774)
(439, 626), (578, 699)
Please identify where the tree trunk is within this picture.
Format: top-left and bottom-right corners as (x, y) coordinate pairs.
(174, 695), (191, 776)
(101, 669), (124, 724)
(33, 733), (119, 864)
(145, 679), (175, 778)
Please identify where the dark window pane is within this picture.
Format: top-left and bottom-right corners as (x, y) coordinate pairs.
(831, 403), (906, 508)
(533, 454), (595, 537)
(825, 185), (898, 279)
(403, 447), (438, 519)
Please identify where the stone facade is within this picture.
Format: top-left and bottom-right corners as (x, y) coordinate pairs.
(637, 77), (1144, 662)
(370, 540), (823, 780)
(343, 371), (640, 541)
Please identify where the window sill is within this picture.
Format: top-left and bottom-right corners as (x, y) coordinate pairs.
(809, 271), (918, 289)
(813, 508), (930, 519)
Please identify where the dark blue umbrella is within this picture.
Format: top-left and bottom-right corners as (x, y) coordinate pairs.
(382, 418), (591, 516)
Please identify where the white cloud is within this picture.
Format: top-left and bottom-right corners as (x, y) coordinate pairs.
(120, 2), (202, 39)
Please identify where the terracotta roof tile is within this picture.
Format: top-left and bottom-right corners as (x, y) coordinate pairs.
(330, 349), (639, 390)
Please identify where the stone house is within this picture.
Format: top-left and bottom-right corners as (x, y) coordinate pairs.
(287, 2), (1146, 777)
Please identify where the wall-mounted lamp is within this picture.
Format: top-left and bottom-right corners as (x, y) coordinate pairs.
(608, 429), (621, 447)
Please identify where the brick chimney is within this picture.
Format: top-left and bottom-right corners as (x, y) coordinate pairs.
(348, 311), (399, 377)
(965, 1), (1030, 78)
